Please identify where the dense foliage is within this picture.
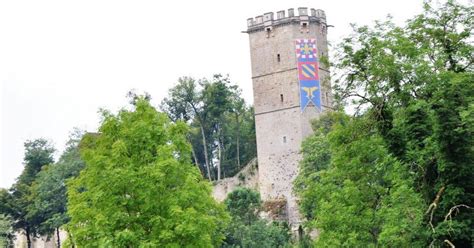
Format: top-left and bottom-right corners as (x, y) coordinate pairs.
(66, 99), (229, 247)
(296, 1), (473, 247)
(296, 113), (426, 246)
(0, 134), (85, 248)
(30, 130), (85, 246)
(0, 139), (55, 247)
(161, 75), (257, 181)
(221, 188), (291, 248)
(0, 214), (13, 247)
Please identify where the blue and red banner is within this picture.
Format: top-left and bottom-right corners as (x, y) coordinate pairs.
(296, 39), (321, 112)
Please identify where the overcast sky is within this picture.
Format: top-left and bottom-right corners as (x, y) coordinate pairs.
(0, 0), (431, 188)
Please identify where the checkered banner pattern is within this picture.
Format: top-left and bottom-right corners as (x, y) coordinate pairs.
(295, 39), (322, 112)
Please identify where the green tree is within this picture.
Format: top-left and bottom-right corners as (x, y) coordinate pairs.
(293, 112), (342, 221)
(19, 139), (56, 186)
(161, 75), (257, 181)
(229, 96), (245, 169)
(296, 114), (425, 247)
(161, 76), (214, 180)
(0, 214), (14, 248)
(298, 0), (473, 246)
(220, 104), (257, 178)
(224, 188), (261, 226)
(66, 98), (229, 247)
(223, 220), (291, 248)
(221, 188), (291, 248)
(29, 129), (85, 247)
(201, 75), (236, 180)
(0, 139), (55, 248)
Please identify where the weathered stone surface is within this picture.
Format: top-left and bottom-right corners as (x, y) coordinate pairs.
(212, 158), (259, 202)
(246, 7), (332, 229)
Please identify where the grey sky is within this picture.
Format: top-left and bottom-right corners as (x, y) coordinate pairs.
(1, 0), (426, 188)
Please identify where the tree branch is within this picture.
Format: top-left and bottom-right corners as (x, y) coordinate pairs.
(444, 239), (455, 248)
(425, 186), (445, 233)
(444, 204), (472, 222)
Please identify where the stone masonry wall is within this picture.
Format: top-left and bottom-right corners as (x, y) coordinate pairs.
(212, 158), (259, 202)
(246, 7), (332, 229)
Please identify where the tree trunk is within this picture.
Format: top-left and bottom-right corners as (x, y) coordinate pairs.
(217, 144), (222, 181)
(56, 227), (61, 248)
(191, 146), (205, 177)
(235, 114), (241, 169)
(191, 146), (199, 169)
(199, 124), (212, 181)
(191, 104), (212, 182)
(26, 227), (31, 248)
(186, 132), (202, 176)
(217, 124), (222, 181)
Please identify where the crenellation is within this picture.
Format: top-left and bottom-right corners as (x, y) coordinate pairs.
(263, 12), (274, 22)
(315, 9), (326, 20)
(247, 18), (254, 27)
(277, 10), (285, 19)
(246, 7), (326, 32)
(298, 7), (308, 16)
(288, 8), (294, 17)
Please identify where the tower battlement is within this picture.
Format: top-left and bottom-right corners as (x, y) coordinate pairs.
(246, 8), (326, 32)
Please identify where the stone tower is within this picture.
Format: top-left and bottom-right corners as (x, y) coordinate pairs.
(245, 8), (332, 228)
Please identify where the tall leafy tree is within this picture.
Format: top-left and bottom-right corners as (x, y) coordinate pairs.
(229, 96), (246, 169)
(161, 76), (214, 180)
(29, 129), (85, 247)
(293, 112), (340, 221)
(161, 75), (257, 181)
(0, 139), (55, 248)
(296, 114), (425, 247)
(201, 75), (236, 180)
(66, 98), (229, 247)
(297, 1), (473, 246)
(18, 139), (56, 186)
(220, 105), (257, 178)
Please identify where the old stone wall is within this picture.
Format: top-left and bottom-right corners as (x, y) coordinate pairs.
(212, 158), (259, 202)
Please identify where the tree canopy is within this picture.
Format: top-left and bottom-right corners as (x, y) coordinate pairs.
(0, 214), (13, 247)
(66, 99), (229, 247)
(161, 75), (257, 181)
(296, 114), (425, 247)
(0, 139), (55, 248)
(221, 188), (291, 248)
(29, 130), (86, 247)
(296, 1), (473, 246)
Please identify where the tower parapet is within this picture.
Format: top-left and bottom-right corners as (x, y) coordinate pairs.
(246, 8), (326, 33)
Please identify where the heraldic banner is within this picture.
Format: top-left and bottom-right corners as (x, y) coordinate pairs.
(295, 39), (322, 112)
